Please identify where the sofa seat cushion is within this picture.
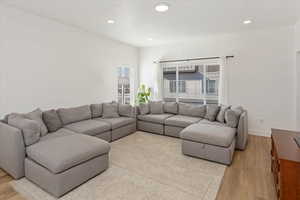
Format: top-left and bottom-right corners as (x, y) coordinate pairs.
(137, 114), (173, 124)
(165, 115), (202, 128)
(26, 134), (110, 174)
(64, 120), (110, 136)
(180, 123), (236, 147)
(199, 119), (228, 127)
(40, 128), (76, 142)
(95, 117), (135, 129)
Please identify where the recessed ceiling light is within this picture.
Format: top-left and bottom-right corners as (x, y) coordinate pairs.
(155, 3), (169, 12)
(243, 20), (252, 24)
(107, 20), (115, 24)
(148, 38), (153, 41)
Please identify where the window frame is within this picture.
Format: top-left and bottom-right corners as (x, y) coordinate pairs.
(161, 60), (221, 104)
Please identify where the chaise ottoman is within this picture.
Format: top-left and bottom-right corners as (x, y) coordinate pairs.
(25, 134), (110, 197)
(180, 123), (236, 165)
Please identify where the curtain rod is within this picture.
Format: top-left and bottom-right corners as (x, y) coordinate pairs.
(154, 55), (234, 64)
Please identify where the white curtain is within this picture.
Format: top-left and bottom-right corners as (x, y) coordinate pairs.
(218, 57), (229, 105)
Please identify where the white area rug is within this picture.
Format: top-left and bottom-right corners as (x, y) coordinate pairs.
(11, 131), (226, 200)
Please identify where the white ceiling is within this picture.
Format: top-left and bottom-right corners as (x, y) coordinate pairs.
(1, 0), (300, 47)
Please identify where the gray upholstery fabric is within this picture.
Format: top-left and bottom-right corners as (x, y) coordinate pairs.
(90, 104), (103, 118)
(232, 106), (244, 117)
(180, 123), (236, 147)
(26, 134), (110, 174)
(8, 114), (41, 146)
(42, 110), (63, 132)
(118, 104), (134, 117)
(57, 105), (92, 125)
(64, 120), (110, 136)
(25, 154), (109, 197)
(204, 104), (220, 121)
(40, 128), (75, 142)
(26, 108), (48, 136)
(137, 121), (164, 135)
(216, 105), (230, 123)
(181, 138), (236, 165)
(165, 115), (202, 128)
(164, 126), (184, 138)
(163, 102), (178, 114)
(111, 123), (136, 141)
(137, 114), (173, 124)
(0, 122), (25, 179)
(225, 110), (239, 128)
(236, 111), (248, 150)
(139, 103), (150, 115)
(102, 103), (120, 118)
(97, 117), (136, 129)
(2, 114), (9, 124)
(199, 119), (228, 127)
(178, 103), (206, 117)
(150, 101), (164, 114)
(95, 131), (112, 142)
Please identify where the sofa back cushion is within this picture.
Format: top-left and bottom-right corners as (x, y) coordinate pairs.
(57, 105), (91, 125)
(204, 104), (220, 121)
(139, 103), (150, 115)
(216, 105), (231, 123)
(8, 114), (40, 146)
(42, 110), (63, 132)
(119, 104), (134, 117)
(225, 106), (244, 128)
(102, 103), (120, 118)
(163, 102), (178, 114)
(90, 104), (103, 118)
(150, 101), (164, 114)
(178, 103), (206, 118)
(26, 108), (48, 136)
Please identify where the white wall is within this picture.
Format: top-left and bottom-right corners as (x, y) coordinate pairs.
(0, 5), (139, 117)
(140, 26), (296, 136)
(295, 20), (300, 130)
(295, 21), (300, 52)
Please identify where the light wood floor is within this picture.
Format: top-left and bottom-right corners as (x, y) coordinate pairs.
(0, 135), (276, 200)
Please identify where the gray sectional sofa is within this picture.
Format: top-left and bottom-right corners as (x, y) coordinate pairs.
(0, 100), (248, 197)
(137, 102), (248, 165)
(0, 102), (136, 197)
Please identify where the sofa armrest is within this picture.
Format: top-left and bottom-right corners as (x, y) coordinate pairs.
(236, 111), (248, 150)
(0, 122), (26, 179)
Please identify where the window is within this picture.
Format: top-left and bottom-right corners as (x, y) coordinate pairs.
(118, 67), (130, 104)
(169, 80), (176, 93)
(162, 63), (220, 104)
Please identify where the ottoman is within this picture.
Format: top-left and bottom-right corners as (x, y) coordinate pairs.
(180, 123), (236, 165)
(25, 134), (110, 197)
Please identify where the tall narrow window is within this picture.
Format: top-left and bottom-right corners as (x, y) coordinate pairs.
(118, 67), (130, 104)
(162, 62), (220, 104)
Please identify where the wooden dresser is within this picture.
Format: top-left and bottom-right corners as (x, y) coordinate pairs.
(271, 129), (300, 200)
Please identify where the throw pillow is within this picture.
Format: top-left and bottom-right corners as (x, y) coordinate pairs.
(225, 109), (239, 128)
(163, 102), (178, 114)
(150, 101), (164, 114)
(8, 114), (41, 146)
(102, 103), (120, 118)
(139, 103), (149, 115)
(119, 104), (134, 117)
(42, 110), (63, 132)
(204, 104), (220, 121)
(216, 105), (231, 123)
(26, 108), (48, 136)
(91, 104), (103, 118)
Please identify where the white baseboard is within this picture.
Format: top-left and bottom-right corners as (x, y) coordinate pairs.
(248, 129), (271, 137)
